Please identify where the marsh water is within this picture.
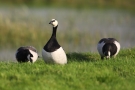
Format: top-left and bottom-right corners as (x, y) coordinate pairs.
(0, 7), (135, 61)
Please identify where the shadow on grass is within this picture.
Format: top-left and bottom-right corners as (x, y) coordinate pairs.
(67, 52), (99, 62)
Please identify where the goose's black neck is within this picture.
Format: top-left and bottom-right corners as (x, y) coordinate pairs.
(44, 25), (60, 52)
(51, 25), (58, 37)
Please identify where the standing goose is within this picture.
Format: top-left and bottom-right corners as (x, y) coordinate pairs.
(42, 19), (67, 64)
(15, 46), (38, 63)
(97, 38), (120, 59)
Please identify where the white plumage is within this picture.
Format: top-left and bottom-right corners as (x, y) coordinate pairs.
(42, 47), (67, 64)
(113, 41), (121, 56)
(29, 49), (38, 63)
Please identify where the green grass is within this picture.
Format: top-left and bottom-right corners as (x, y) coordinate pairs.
(0, 48), (135, 90)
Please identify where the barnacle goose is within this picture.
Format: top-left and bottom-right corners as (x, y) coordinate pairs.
(42, 19), (67, 64)
(97, 38), (120, 59)
(15, 46), (38, 63)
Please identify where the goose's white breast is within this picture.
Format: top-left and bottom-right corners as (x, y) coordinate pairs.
(42, 47), (67, 64)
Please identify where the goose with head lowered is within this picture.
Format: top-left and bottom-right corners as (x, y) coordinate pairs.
(97, 38), (120, 60)
(15, 46), (39, 63)
(42, 19), (67, 64)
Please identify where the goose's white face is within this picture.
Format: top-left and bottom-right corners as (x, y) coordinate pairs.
(49, 19), (58, 27)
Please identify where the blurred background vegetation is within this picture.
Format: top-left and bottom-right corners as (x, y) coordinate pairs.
(0, 0), (135, 11)
(0, 0), (135, 59)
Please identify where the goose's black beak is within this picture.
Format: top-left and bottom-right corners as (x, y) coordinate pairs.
(49, 22), (51, 24)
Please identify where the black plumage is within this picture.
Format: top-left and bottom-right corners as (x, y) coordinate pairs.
(43, 26), (60, 52)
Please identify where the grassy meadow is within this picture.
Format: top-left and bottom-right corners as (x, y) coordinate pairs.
(0, 48), (135, 90)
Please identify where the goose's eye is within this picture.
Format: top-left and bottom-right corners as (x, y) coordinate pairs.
(52, 20), (55, 22)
